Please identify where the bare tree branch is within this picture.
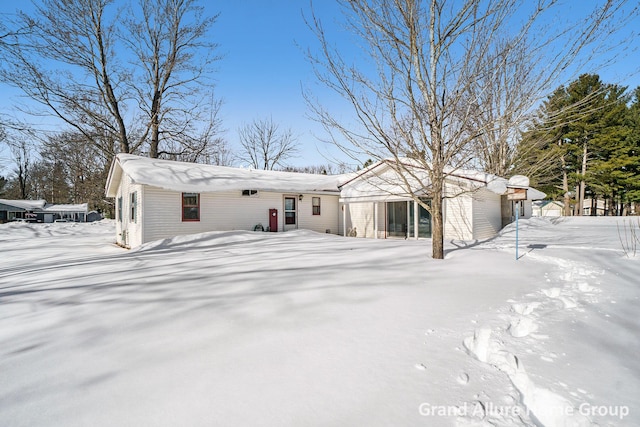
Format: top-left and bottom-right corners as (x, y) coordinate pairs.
(304, 0), (638, 259)
(237, 117), (299, 170)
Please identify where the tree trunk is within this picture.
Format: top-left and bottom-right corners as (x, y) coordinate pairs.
(578, 142), (587, 216)
(574, 184), (581, 216)
(431, 190), (444, 260)
(149, 121), (160, 158)
(18, 165), (27, 199)
(561, 154), (571, 216)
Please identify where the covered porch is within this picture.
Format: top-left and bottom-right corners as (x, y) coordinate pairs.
(341, 198), (432, 239)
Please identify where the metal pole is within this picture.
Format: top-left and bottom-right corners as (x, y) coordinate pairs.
(515, 202), (519, 260)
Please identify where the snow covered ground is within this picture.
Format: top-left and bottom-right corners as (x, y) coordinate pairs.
(0, 217), (638, 426)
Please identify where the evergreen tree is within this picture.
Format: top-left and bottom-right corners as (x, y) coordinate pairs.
(517, 74), (635, 215)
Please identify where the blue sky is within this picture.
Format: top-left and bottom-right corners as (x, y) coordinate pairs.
(0, 0), (353, 172)
(211, 0), (351, 167)
(1, 0), (640, 176)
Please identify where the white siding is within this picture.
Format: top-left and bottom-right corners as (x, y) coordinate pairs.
(523, 200), (533, 218)
(114, 174), (144, 248)
(344, 202), (374, 238)
(141, 186), (340, 246)
(444, 192), (473, 240)
(472, 188), (502, 240)
(298, 194), (340, 235)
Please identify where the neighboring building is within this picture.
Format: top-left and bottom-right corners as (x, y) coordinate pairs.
(0, 199), (89, 223)
(0, 199), (46, 223)
(105, 154), (546, 248)
(582, 198), (606, 216)
(87, 211), (104, 222)
(532, 200), (565, 217)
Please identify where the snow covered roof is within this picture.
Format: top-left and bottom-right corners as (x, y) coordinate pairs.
(0, 199), (47, 210)
(340, 159), (546, 202)
(106, 154), (347, 197)
(533, 200), (564, 208)
(44, 203), (88, 213)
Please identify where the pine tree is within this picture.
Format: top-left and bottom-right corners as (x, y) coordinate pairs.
(517, 74), (635, 215)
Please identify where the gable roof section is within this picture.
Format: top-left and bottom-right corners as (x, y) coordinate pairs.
(0, 200), (87, 213)
(0, 199), (47, 211)
(534, 200), (564, 208)
(44, 204), (88, 213)
(106, 154), (347, 197)
(339, 159), (545, 202)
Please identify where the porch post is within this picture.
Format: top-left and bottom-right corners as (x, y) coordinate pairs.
(406, 201), (411, 239)
(373, 202), (378, 239)
(414, 199), (419, 239)
(342, 203), (347, 237)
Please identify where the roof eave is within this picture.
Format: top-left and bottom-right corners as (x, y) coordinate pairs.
(104, 155), (123, 197)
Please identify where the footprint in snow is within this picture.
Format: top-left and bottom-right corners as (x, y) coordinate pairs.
(558, 296), (577, 309)
(542, 288), (562, 298)
(574, 281), (598, 293)
(509, 317), (538, 338)
(511, 302), (541, 316)
(457, 372), (470, 384)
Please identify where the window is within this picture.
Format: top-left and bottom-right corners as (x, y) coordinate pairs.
(312, 197), (321, 215)
(182, 193), (200, 221)
(242, 189), (258, 197)
(117, 196), (123, 222)
(130, 192), (137, 223)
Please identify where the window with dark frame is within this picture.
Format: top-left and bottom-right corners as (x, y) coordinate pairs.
(312, 197), (321, 215)
(242, 189), (258, 197)
(182, 193), (200, 221)
(130, 192), (137, 223)
(117, 196), (123, 222)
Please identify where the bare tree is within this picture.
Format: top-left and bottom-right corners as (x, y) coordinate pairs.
(306, 0), (637, 259)
(0, 0), (222, 162)
(123, 0), (221, 159)
(280, 163), (350, 174)
(1, 0), (134, 156)
(5, 133), (33, 199)
(238, 117), (299, 170)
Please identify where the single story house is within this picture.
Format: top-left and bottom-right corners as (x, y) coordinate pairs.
(0, 199), (46, 223)
(0, 199), (89, 223)
(105, 154), (344, 248)
(105, 154), (545, 248)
